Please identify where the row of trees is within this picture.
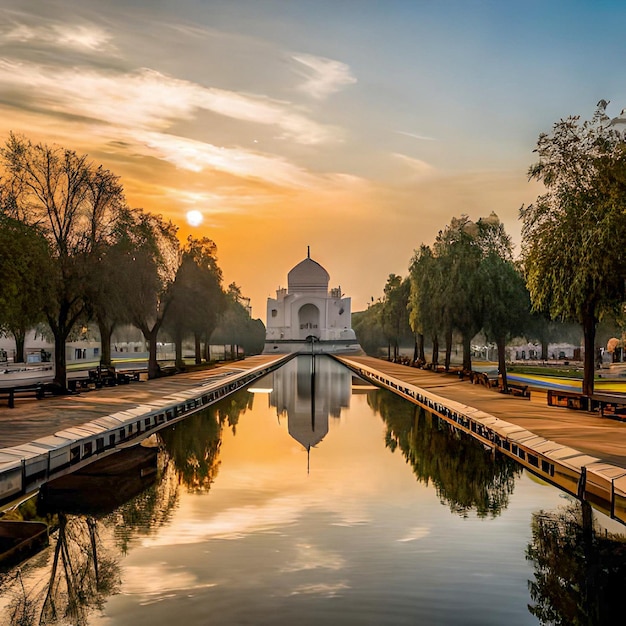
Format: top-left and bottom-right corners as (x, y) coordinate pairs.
(355, 101), (626, 397)
(365, 212), (528, 392)
(0, 133), (263, 389)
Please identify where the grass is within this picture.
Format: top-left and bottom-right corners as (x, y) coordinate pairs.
(508, 365), (584, 379)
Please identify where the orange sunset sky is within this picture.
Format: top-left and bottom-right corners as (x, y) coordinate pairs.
(2, 0), (626, 318)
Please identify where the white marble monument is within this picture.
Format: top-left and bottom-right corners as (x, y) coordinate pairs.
(264, 249), (363, 354)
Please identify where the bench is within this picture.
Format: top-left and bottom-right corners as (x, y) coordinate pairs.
(67, 369), (142, 392)
(590, 393), (626, 419)
(115, 371), (141, 384)
(0, 384), (46, 408)
(507, 383), (529, 398)
(547, 389), (588, 410)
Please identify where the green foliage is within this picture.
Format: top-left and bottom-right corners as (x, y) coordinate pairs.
(379, 274), (412, 358)
(521, 101), (626, 394)
(164, 236), (226, 364)
(352, 303), (387, 356)
(0, 214), (52, 357)
(0, 133), (127, 386)
(211, 283), (266, 356)
(409, 212), (519, 370)
(480, 254), (530, 388)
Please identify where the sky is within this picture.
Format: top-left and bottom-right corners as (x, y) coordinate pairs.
(2, 0), (626, 319)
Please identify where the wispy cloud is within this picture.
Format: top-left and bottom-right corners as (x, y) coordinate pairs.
(132, 130), (318, 188)
(0, 60), (336, 145)
(395, 130), (437, 141)
(392, 153), (436, 178)
(2, 22), (115, 53)
(293, 53), (356, 99)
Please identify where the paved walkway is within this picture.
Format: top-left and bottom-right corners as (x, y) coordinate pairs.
(4, 353), (625, 470)
(337, 356), (626, 469)
(0, 355), (283, 449)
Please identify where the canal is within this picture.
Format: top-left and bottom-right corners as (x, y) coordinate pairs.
(1, 355), (625, 625)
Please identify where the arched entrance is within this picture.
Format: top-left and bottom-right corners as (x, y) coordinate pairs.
(298, 303), (320, 339)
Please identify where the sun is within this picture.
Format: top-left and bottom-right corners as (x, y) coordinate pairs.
(186, 210), (203, 227)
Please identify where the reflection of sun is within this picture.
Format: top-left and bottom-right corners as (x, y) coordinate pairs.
(186, 210), (203, 227)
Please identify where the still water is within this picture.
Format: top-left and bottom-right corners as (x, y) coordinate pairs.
(2, 356), (625, 625)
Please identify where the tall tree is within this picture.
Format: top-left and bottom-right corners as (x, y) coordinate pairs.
(0, 214), (52, 361)
(211, 283), (264, 359)
(434, 216), (483, 371)
(380, 274), (411, 360)
(165, 236), (224, 367)
(352, 302), (387, 356)
(480, 255), (530, 391)
(0, 133), (125, 388)
(117, 209), (180, 378)
(521, 101), (626, 396)
(409, 245), (442, 365)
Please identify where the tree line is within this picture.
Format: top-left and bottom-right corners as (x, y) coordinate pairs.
(354, 101), (626, 397)
(0, 133), (264, 389)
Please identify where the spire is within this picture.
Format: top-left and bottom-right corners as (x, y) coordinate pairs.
(307, 245), (310, 259)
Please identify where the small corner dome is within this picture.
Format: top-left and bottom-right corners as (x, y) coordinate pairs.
(288, 257), (330, 293)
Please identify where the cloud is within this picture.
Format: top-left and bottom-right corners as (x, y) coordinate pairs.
(131, 130), (319, 188)
(395, 130), (437, 141)
(2, 22), (115, 53)
(0, 60), (336, 145)
(293, 53), (356, 99)
(392, 153), (436, 178)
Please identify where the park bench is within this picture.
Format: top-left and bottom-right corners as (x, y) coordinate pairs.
(590, 393), (626, 420)
(88, 366), (118, 388)
(0, 383), (46, 408)
(547, 389), (588, 410)
(115, 371), (141, 384)
(68, 368), (142, 392)
(507, 383), (529, 398)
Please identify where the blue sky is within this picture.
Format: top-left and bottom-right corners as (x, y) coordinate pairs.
(1, 0), (625, 315)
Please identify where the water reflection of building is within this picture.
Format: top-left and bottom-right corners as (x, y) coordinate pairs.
(269, 356), (351, 454)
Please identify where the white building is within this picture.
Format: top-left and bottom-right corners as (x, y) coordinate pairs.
(264, 251), (362, 354)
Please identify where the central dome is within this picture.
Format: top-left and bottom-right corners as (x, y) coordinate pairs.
(287, 257), (329, 294)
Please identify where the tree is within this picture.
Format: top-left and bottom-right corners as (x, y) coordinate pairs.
(433, 216), (484, 371)
(85, 215), (137, 367)
(0, 214), (52, 361)
(211, 283), (264, 359)
(164, 236), (224, 368)
(0, 133), (125, 388)
(480, 255), (530, 391)
(380, 274), (411, 360)
(521, 101), (626, 396)
(117, 209), (180, 379)
(409, 245), (442, 365)
(352, 302), (387, 356)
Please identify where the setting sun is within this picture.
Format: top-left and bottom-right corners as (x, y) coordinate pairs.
(186, 210), (203, 227)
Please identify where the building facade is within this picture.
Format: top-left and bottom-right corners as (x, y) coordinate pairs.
(264, 252), (362, 354)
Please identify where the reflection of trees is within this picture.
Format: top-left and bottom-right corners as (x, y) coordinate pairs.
(526, 501), (626, 625)
(159, 389), (253, 492)
(105, 452), (180, 554)
(2, 513), (120, 626)
(370, 389), (519, 518)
